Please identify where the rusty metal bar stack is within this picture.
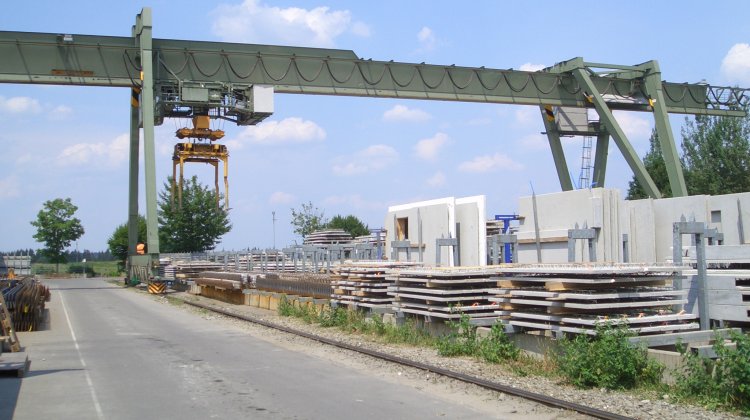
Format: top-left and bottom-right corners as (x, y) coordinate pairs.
(1, 278), (50, 332)
(256, 272), (332, 299)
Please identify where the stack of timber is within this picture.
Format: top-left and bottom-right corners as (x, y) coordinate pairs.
(387, 267), (503, 320)
(331, 261), (421, 309)
(489, 263), (699, 336)
(195, 271), (246, 290)
(256, 272), (332, 299)
(303, 229), (353, 245)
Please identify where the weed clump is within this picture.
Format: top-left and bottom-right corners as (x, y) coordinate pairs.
(436, 314), (519, 363)
(554, 322), (663, 390)
(673, 331), (750, 415)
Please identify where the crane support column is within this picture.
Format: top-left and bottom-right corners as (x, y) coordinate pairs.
(127, 87), (140, 256)
(540, 106), (574, 191)
(592, 131), (609, 188)
(641, 61), (688, 197)
(134, 8), (160, 261)
(570, 66), (661, 198)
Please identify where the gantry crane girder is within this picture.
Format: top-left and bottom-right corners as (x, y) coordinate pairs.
(1, 7), (748, 266)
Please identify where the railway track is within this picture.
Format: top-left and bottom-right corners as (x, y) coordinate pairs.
(179, 297), (633, 420)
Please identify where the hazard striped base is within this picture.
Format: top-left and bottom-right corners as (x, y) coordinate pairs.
(148, 282), (166, 294)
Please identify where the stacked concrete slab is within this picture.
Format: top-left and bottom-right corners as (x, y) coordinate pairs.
(511, 188), (750, 325)
(387, 267), (501, 321)
(682, 270), (750, 324)
(488, 264), (698, 336)
(330, 261), (421, 310)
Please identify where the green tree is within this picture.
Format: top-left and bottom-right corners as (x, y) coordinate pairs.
(30, 198), (85, 273)
(107, 215), (147, 265)
(626, 130), (673, 199)
(681, 110), (750, 195)
(327, 214), (370, 237)
(158, 176), (232, 252)
(290, 201), (328, 238)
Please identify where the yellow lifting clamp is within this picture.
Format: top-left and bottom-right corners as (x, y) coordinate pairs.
(172, 115), (229, 210)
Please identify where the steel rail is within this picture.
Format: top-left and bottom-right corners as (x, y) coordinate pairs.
(180, 298), (633, 420)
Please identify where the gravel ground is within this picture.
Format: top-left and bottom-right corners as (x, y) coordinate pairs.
(154, 291), (746, 420)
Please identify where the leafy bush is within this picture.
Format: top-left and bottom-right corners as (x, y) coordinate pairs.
(555, 323), (663, 390)
(436, 314), (478, 357)
(436, 314), (520, 363)
(673, 331), (750, 414)
(478, 323), (520, 363)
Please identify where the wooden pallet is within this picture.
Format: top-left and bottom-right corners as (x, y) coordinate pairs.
(0, 293), (20, 352)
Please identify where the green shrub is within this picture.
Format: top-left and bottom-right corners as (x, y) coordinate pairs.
(554, 323), (663, 390)
(436, 314), (477, 357)
(673, 331), (750, 414)
(478, 323), (520, 363)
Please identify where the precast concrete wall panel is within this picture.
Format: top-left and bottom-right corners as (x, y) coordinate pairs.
(385, 197), (455, 266)
(652, 196), (709, 262)
(705, 192), (750, 245)
(455, 195), (487, 266)
(622, 198), (657, 263)
(515, 188), (623, 263)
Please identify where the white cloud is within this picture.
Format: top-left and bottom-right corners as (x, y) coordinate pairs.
(0, 96), (41, 114)
(323, 194), (381, 210)
(515, 106), (538, 125)
(210, 0), (368, 48)
(458, 153), (524, 173)
(519, 63), (546, 72)
(721, 43), (750, 85)
(269, 191), (295, 205)
(426, 171), (446, 187)
(57, 133), (130, 167)
(519, 133), (548, 151)
(237, 117), (325, 145)
(414, 132), (449, 161)
(417, 26), (436, 51)
(49, 105), (73, 120)
(0, 176), (20, 199)
(332, 144), (398, 176)
(383, 105), (432, 122)
(613, 111), (652, 141)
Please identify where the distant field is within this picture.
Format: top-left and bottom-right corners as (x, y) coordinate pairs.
(32, 261), (122, 277)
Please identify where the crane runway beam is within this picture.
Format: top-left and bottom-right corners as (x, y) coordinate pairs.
(0, 30), (747, 117)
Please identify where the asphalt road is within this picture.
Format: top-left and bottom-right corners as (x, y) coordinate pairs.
(0, 278), (542, 420)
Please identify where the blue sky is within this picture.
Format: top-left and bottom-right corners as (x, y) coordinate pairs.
(2, 0), (750, 252)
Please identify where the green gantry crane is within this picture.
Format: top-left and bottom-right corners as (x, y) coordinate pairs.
(1, 8), (747, 281)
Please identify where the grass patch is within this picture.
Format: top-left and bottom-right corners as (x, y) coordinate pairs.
(32, 261), (122, 277)
(278, 297), (433, 346)
(436, 314), (520, 363)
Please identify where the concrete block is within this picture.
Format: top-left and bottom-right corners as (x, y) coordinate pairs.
(248, 291), (260, 307)
(258, 292), (271, 310)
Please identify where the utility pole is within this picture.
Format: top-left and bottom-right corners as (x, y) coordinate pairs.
(272, 211), (277, 250)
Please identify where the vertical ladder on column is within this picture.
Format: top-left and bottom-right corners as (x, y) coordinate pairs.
(579, 135), (593, 189)
(0, 293), (21, 352)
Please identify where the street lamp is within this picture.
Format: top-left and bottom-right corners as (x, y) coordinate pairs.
(272, 211), (277, 250)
